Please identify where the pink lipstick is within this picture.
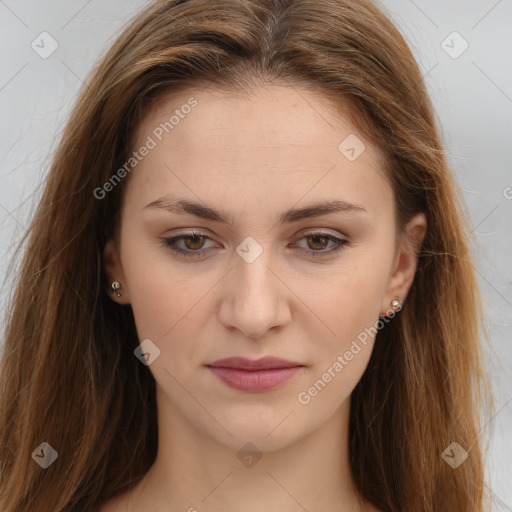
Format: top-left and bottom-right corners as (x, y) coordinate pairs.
(205, 356), (304, 392)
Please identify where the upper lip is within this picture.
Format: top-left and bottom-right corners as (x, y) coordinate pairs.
(206, 356), (304, 370)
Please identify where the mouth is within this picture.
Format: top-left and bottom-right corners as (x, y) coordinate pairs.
(205, 356), (305, 392)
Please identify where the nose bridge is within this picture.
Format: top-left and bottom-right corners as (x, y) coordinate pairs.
(237, 243), (275, 303)
(234, 236), (279, 312)
(218, 235), (290, 338)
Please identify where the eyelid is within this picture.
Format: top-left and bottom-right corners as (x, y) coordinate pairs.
(295, 227), (346, 239)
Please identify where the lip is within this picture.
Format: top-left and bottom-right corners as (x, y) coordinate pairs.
(205, 356), (305, 392)
(207, 356), (303, 370)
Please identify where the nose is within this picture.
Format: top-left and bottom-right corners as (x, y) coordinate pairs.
(217, 246), (292, 339)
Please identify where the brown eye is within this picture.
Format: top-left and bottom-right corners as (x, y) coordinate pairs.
(161, 231), (217, 258)
(293, 231), (349, 258)
(182, 234), (207, 250)
(306, 234), (330, 251)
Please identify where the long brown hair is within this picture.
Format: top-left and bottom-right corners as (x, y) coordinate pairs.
(0, 0), (494, 510)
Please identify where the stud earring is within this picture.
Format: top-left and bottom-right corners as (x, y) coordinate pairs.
(391, 298), (402, 310)
(111, 281), (122, 298)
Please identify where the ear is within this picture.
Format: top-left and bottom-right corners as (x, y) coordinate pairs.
(380, 212), (427, 315)
(103, 238), (131, 304)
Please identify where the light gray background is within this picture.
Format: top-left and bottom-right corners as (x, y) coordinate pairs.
(0, 1), (511, 509)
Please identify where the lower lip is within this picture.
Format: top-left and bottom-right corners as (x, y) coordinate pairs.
(206, 366), (303, 392)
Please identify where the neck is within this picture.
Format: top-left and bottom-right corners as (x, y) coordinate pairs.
(128, 388), (366, 512)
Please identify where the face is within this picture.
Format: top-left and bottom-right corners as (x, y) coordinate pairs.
(105, 83), (426, 452)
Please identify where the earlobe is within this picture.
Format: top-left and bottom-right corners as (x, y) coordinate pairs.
(380, 212), (427, 315)
(103, 239), (130, 304)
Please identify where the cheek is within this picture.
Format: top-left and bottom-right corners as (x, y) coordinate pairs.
(308, 253), (392, 351)
(294, 258), (392, 415)
(120, 231), (208, 341)
(298, 256), (393, 415)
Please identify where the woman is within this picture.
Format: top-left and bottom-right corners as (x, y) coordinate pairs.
(0, 0), (494, 511)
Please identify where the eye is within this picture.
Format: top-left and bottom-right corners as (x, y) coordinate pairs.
(160, 230), (217, 258)
(291, 231), (349, 258)
(160, 230), (349, 259)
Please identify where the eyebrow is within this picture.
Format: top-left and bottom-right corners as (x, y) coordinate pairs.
(144, 195), (367, 225)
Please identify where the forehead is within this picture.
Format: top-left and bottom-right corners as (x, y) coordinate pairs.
(125, 83), (393, 223)
(134, 83), (375, 154)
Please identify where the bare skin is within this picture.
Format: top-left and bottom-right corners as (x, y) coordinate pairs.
(100, 83), (426, 512)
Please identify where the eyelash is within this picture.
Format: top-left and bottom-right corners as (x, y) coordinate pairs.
(160, 230), (349, 259)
